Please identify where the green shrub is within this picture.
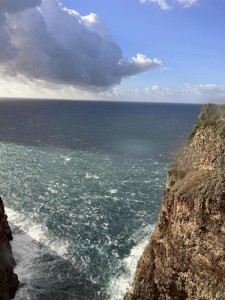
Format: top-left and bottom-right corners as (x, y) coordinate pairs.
(199, 103), (218, 121)
(201, 118), (217, 127)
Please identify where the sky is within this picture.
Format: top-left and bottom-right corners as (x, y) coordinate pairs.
(0, 0), (225, 103)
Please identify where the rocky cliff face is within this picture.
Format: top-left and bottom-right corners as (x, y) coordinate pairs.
(125, 104), (225, 300)
(0, 197), (19, 299)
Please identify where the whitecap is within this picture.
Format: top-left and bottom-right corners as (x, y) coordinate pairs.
(46, 187), (58, 194)
(6, 207), (71, 300)
(85, 173), (100, 179)
(108, 225), (155, 300)
(60, 155), (72, 162)
(10, 225), (41, 284)
(109, 189), (118, 194)
(65, 157), (72, 161)
(5, 207), (70, 259)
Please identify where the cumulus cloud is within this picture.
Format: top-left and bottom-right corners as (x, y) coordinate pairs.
(145, 85), (173, 95)
(0, 0), (161, 90)
(115, 54), (161, 78)
(140, 0), (199, 9)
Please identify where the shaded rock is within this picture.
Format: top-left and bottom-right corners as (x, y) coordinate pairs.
(0, 197), (19, 299)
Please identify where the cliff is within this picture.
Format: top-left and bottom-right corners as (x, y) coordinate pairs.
(125, 104), (225, 300)
(0, 197), (19, 299)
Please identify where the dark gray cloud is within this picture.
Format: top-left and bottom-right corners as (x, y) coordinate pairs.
(0, 0), (161, 89)
(0, 0), (41, 13)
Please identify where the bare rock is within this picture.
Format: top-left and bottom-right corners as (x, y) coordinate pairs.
(0, 197), (19, 299)
(125, 104), (225, 300)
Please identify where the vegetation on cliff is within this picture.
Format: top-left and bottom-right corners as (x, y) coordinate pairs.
(189, 103), (225, 140)
(125, 104), (225, 300)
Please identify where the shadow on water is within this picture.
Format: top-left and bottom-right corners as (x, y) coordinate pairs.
(0, 99), (202, 162)
(10, 223), (104, 300)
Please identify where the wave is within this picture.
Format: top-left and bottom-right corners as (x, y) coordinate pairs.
(107, 224), (155, 300)
(6, 207), (70, 259)
(5, 207), (72, 299)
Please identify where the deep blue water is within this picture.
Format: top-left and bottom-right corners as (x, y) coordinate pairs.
(0, 100), (201, 299)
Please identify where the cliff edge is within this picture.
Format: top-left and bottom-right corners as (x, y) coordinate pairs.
(125, 104), (225, 300)
(0, 197), (19, 299)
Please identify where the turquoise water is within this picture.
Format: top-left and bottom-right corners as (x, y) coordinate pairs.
(0, 100), (201, 299)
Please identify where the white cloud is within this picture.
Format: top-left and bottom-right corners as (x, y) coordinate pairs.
(143, 83), (225, 103)
(99, 87), (123, 99)
(0, 73), (108, 100)
(140, 0), (171, 10)
(140, 0), (199, 9)
(145, 85), (173, 95)
(182, 84), (225, 96)
(176, 0), (199, 8)
(160, 66), (172, 72)
(0, 0), (161, 93)
(116, 54), (161, 78)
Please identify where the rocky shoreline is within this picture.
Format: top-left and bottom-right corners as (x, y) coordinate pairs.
(125, 104), (225, 299)
(0, 197), (19, 299)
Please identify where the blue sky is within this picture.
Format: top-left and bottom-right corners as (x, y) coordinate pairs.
(0, 0), (225, 103)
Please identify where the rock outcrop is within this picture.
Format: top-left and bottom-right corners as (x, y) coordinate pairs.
(125, 104), (225, 300)
(0, 197), (19, 299)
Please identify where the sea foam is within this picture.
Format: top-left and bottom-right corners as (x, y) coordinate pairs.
(6, 207), (70, 259)
(108, 225), (155, 300)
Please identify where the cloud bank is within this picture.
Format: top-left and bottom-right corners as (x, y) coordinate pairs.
(143, 83), (225, 104)
(182, 84), (225, 96)
(0, 0), (161, 90)
(140, 0), (199, 10)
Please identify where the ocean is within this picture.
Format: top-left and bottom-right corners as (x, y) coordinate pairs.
(0, 100), (201, 300)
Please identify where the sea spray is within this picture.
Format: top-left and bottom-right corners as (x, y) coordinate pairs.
(6, 208), (70, 259)
(107, 224), (155, 299)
